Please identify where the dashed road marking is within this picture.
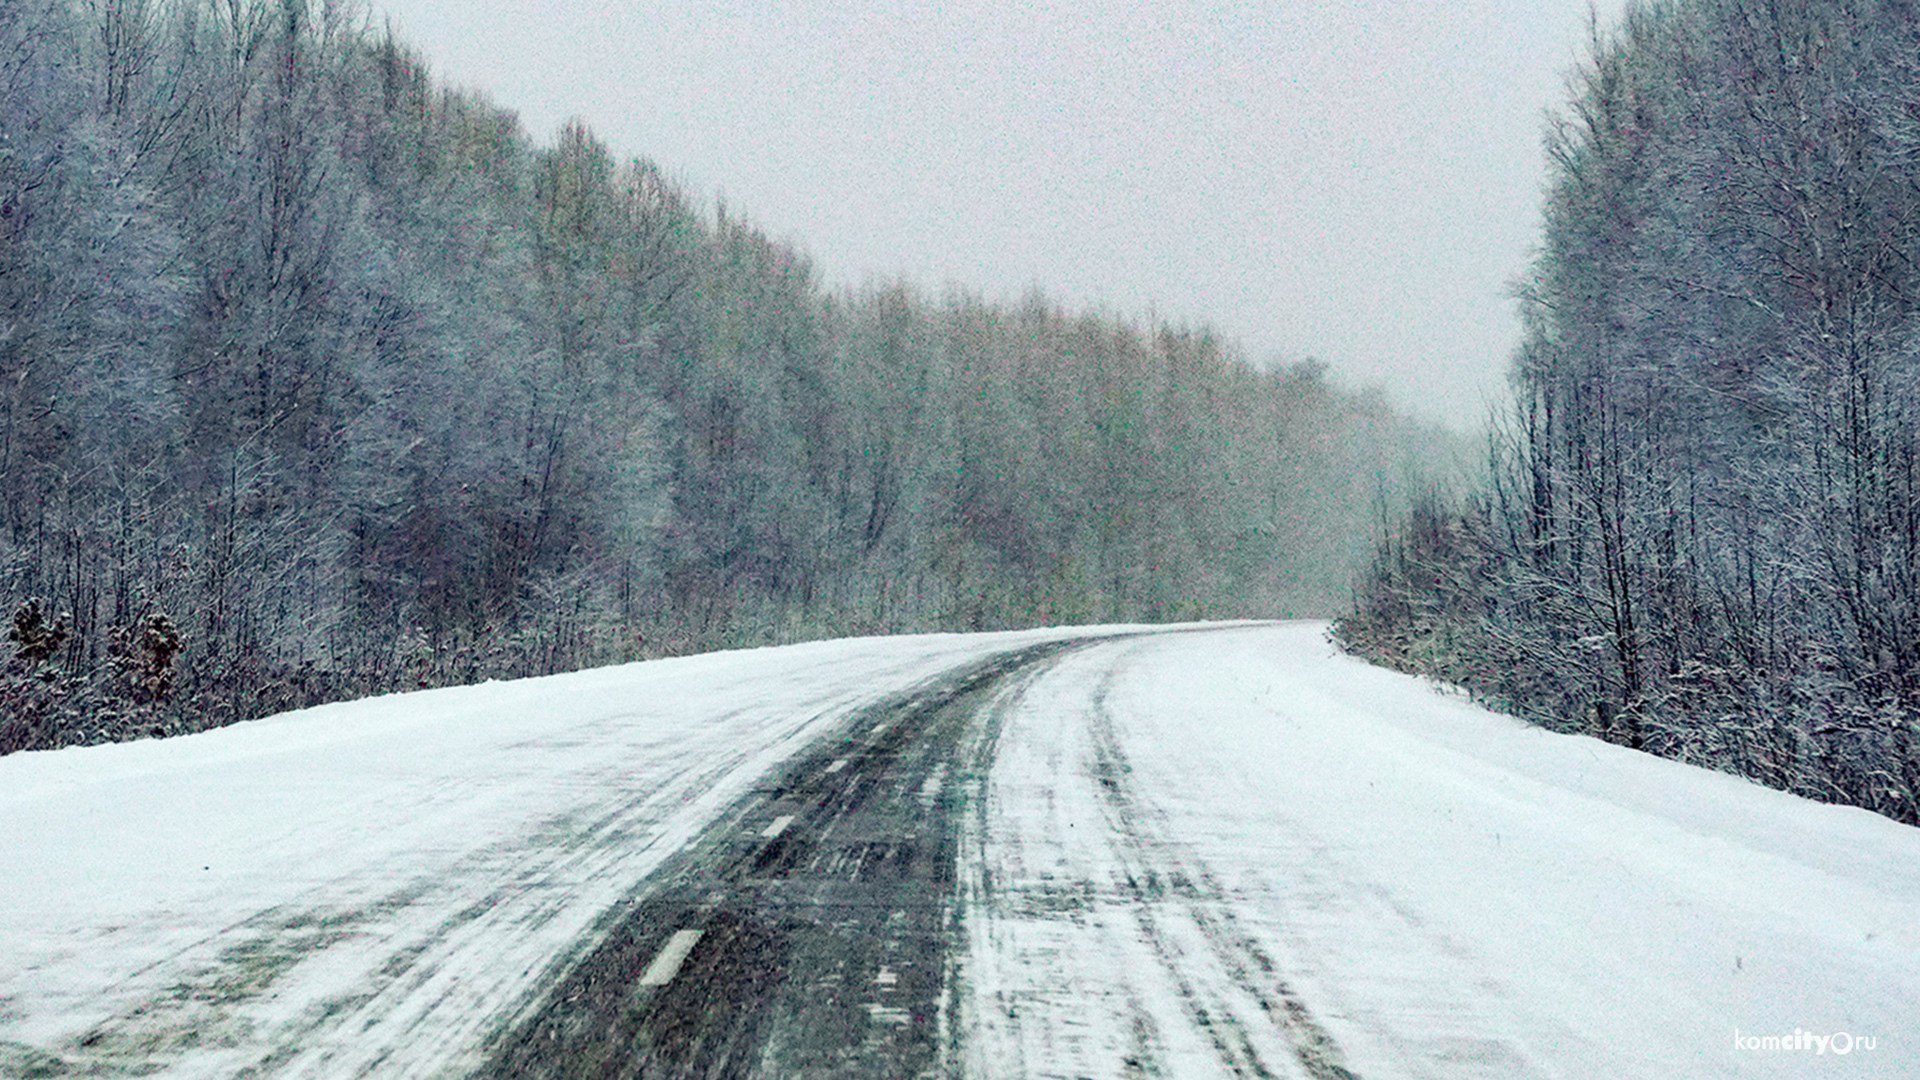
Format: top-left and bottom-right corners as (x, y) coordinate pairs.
(761, 814), (795, 839)
(871, 723), (890, 738)
(637, 929), (704, 988)
(919, 764), (947, 806)
(826, 759), (849, 774)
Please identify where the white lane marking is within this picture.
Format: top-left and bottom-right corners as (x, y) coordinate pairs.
(826, 758), (849, 774)
(919, 763), (948, 806)
(638, 929), (704, 987)
(871, 723), (889, 737)
(761, 814), (795, 839)
(875, 967), (899, 988)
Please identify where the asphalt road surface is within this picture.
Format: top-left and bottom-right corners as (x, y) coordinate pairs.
(478, 640), (1085, 1079)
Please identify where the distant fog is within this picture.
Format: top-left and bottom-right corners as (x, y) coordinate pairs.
(368, 0), (1626, 429)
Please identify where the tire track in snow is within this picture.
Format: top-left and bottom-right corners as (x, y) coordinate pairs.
(41, 706), (802, 1078)
(30, 672), (924, 1076)
(956, 635), (1356, 1080)
(1084, 670), (1355, 1079)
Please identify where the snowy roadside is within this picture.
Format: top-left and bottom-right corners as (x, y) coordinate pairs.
(959, 623), (1920, 1078)
(0, 625), (1152, 1077)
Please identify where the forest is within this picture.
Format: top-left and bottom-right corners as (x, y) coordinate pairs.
(1343, 0), (1920, 823)
(0, 0), (1436, 752)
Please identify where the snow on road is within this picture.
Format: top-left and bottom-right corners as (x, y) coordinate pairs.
(3, 621), (1917, 1078)
(959, 624), (1920, 1078)
(0, 626), (1134, 1077)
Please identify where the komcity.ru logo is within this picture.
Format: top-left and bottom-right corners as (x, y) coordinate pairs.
(1732, 1028), (1878, 1056)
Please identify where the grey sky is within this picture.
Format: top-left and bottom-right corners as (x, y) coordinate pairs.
(367, 0), (1622, 428)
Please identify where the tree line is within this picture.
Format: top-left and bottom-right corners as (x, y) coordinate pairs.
(1342, 0), (1920, 823)
(0, 0), (1436, 752)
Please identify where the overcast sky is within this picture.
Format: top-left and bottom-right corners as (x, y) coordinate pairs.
(366, 0), (1624, 429)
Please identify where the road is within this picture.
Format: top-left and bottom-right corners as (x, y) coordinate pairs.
(0, 628), (1122, 1077)
(479, 639), (1085, 1078)
(479, 630), (1365, 1079)
(4, 624), (1917, 1078)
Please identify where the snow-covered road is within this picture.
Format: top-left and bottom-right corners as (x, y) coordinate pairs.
(0, 626), (1129, 1076)
(961, 625), (1920, 1078)
(2, 623), (1916, 1077)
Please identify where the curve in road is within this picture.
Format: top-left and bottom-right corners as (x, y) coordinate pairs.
(479, 639), (1084, 1079)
